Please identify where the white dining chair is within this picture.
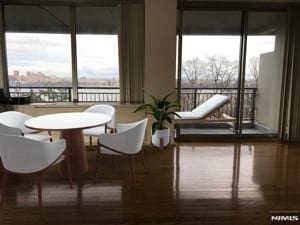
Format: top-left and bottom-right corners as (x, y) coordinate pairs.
(83, 105), (115, 148)
(0, 122), (22, 136)
(0, 135), (73, 207)
(95, 118), (148, 182)
(0, 111), (52, 142)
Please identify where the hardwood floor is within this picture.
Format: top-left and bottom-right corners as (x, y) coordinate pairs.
(1, 142), (300, 225)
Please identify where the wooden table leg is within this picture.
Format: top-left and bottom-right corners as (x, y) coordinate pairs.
(60, 129), (88, 177)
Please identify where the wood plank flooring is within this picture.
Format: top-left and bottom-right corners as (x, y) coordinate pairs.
(1, 142), (300, 225)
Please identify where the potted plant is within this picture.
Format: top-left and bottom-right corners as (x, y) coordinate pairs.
(134, 90), (180, 149)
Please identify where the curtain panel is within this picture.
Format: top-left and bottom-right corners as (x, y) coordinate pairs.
(118, 3), (145, 104)
(281, 6), (300, 141)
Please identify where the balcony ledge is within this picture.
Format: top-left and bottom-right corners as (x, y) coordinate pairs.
(30, 102), (141, 109)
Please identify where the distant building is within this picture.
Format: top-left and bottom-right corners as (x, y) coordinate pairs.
(8, 70), (119, 87)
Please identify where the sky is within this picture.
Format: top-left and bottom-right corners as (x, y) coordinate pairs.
(6, 33), (275, 79)
(6, 33), (119, 79)
(182, 35), (275, 61)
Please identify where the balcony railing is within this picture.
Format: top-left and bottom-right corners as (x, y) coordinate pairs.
(179, 87), (257, 122)
(9, 87), (120, 103)
(9, 86), (257, 122)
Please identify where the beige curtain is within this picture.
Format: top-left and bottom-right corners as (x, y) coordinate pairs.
(280, 6), (300, 141)
(118, 3), (145, 104)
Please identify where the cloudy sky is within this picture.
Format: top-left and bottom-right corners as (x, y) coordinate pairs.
(6, 33), (275, 79)
(6, 33), (119, 79)
(182, 35), (275, 61)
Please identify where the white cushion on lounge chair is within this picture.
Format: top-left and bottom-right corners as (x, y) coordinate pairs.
(176, 94), (230, 120)
(175, 111), (200, 119)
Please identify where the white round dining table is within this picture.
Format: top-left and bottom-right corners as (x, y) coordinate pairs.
(25, 112), (111, 177)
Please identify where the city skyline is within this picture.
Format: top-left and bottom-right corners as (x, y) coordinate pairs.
(8, 70), (119, 87)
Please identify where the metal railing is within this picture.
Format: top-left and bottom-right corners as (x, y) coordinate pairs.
(9, 87), (120, 103)
(9, 86), (257, 122)
(179, 87), (257, 122)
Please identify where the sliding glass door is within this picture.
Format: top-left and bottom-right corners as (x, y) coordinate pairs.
(177, 9), (287, 138)
(179, 10), (241, 136)
(242, 12), (286, 135)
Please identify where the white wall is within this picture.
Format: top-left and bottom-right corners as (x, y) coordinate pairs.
(144, 0), (177, 141)
(144, 0), (177, 99)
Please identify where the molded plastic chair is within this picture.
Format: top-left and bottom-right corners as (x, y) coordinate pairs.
(0, 122), (22, 136)
(94, 118), (148, 182)
(0, 135), (72, 207)
(0, 111), (52, 141)
(83, 105), (115, 147)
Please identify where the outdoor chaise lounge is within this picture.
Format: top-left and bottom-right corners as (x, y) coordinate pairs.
(175, 94), (236, 131)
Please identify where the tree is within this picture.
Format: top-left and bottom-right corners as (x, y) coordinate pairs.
(206, 55), (238, 90)
(247, 56), (260, 88)
(182, 57), (207, 88)
(181, 55), (238, 111)
(182, 55), (238, 89)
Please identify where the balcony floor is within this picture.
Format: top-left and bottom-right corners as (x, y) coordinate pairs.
(1, 142), (300, 225)
(177, 122), (277, 136)
(179, 128), (275, 135)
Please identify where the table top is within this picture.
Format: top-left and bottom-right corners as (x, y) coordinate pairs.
(25, 112), (111, 131)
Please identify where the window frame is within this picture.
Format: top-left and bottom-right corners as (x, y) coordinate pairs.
(0, 2), (120, 103)
(176, 4), (288, 138)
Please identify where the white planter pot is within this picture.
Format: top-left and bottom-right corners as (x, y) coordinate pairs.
(152, 128), (170, 149)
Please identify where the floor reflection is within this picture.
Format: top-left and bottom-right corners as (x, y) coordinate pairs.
(174, 142), (300, 205)
(14, 183), (122, 207)
(175, 143), (235, 200)
(1, 142), (300, 225)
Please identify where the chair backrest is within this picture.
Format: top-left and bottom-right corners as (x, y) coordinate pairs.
(100, 118), (148, 154)
(130, 118), (148, 152)
(0, 135), (66, 174)
(191, 94), (230, 119)
(0, 122), (23, 136)
(0, 111), (35, 134)
(85, 105), (115, 128)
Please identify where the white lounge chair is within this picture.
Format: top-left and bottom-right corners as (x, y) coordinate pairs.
(175, 94), (235, 129)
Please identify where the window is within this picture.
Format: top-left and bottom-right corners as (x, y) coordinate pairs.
(5, 5), (72, 102)
(4, 4), (119, 103)
(243, 12), (286, 134)
(178, 10), (241, 136)
(76, 6), (119, 102)
(6, 33), (72, 87)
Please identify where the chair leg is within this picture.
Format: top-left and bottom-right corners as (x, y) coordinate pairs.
(89, 136), (93, 149)
(48, 131), (53, 142)
(1, 170), (7, 207)
(140, 150), (147, 173)
(129, 156), (135, 182)
(37, 173), (43, 207)
(64, 149), (73, 189)
(94, 141), (101, 184)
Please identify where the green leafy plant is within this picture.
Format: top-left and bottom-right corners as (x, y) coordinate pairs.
(134, 90), (181, 135)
